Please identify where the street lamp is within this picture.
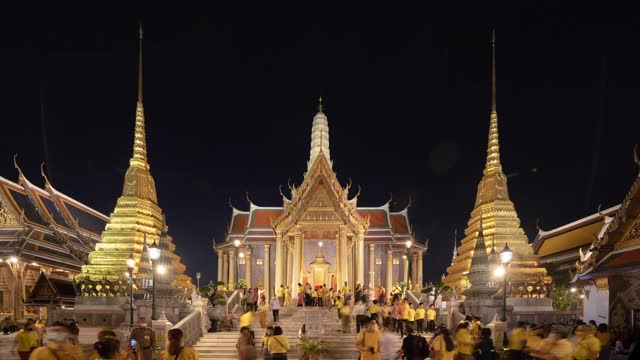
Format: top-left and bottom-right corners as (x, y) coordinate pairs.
(499, 243), (512, 322)
(126, 254), (136, 328)
(149, 240), (161, 321)
(196, 272), (201, 290)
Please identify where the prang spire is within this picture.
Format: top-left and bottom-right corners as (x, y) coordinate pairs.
(484, 30), (502, 175)
(307, 96), (332, 170)
(131, 24), (149, 169)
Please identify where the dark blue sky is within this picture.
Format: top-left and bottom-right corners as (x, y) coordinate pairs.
(1, 3), (640, 284)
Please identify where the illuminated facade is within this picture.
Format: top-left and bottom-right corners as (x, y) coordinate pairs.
(214, 99), (427, 298)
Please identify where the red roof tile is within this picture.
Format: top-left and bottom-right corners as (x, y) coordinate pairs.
(231, 214), (249, 233)
(391, 214), (410, 233)
(357, 210), (389, 227)
(250, 209), (283, 227)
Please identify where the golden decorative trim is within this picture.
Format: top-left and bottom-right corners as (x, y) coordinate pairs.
(595, 277), (609, 292)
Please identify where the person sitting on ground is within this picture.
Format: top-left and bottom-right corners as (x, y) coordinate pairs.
(86, 329), (118, 360)
(402, 325), (429, 360)
(29, 322), (83, 360)
(268, 326), (289, 360)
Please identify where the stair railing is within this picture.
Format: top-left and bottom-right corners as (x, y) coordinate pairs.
(172, 308), (203, 346)
(225, 289), (240, 317)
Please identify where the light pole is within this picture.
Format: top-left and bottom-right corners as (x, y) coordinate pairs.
(234, 240), (241, 289)
(126, 254), (136, 328)
(149, 240), (161, 321)
(196, 272), (201, 290)
(498, 243), (513, 322)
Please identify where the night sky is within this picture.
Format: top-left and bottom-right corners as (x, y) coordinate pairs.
(2, 3), (640, 285)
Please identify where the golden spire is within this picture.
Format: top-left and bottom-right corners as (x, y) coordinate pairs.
(484, 30), (502, 175)
(130, 24), (148, 169)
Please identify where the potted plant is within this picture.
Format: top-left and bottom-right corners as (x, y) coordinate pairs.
(199, 281), (227, 332)
(299, 336), (328, 360)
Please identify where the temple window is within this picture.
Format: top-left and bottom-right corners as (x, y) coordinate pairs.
(256, 259), (263, 265)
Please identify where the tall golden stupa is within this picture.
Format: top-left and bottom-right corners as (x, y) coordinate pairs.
(444, 33), (550, 297)
(76, 26), (191, 295)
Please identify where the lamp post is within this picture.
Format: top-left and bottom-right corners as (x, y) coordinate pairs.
(196, 272), (201, 290)
(498, 243), (513, 322)
(126, 254), (136, 328)
(234, 240), (241, 289)
(148, 240), (161, 321)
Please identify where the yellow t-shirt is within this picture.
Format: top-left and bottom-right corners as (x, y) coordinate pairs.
(369, 304), (380, 314)
(161, 346), (199, 360)
(277, 287), (284, 297)
(426, 308), (436, 321)
(262, 335), (271, 346)
(408, 308), (415, 322)
(525, 334), (543, 351)
(336, 299), (344, 309)
(342, 285), (350, 295)
(456, 327), (474, 355)
(85, 349), (100, 360)
(298, 286), (304, 294)
(432, 334), (456, 360)
(30, 343), (83, 360)
(401, 304), (410, 320)
(356, 330), (382, 360)
(239, 311), (254, 328)
(312, 291), (318, 298)
(509, 327), (526, 350)
(574, 335), (601, 360)
(472, 322), (482, 338)
(415, 308), (425, 320)
(15, 330), (39, 352)
(268, 335), (290, 354)
(548, 339), (574, 360)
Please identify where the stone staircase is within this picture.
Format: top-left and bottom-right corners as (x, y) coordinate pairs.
(193, 305), (407, 359)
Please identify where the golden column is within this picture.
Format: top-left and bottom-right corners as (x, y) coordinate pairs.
(217, 250), (223, 283)
(291, 227), (302, 290)
(339, 226), (348, 286)
(222, 252), (229, 287)
(417, 251), (423, 288)
(368, 244), (375, 289)
(357, 234), (365, 287)
(264, 244), (270, 297)
(10, 260), (25, 320)
(386, 249), (393, 296)
(411, 252), (418, 286)
(287, 243), (294, 290)
(228, 249), (236, 289)
(246, 248), (252, 288)
(275, 234), (283, 292)
(403, 255), (409, 283)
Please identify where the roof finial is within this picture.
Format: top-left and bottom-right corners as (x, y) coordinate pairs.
(138, 23), (143, 103)
(453, 229), (458, 257)
(491, 29), (496, 113)
(318, 96), (323, 112)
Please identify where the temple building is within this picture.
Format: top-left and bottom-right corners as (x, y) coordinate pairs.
(0, 164), (108, 320)
(444, 35), (550, 297)
(214, 99), (427, 298)
(572, 149), (640, 329)
(75, 26), (193, 300)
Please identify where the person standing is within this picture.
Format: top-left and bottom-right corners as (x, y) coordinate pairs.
(129, 317), (155, 360)
(342, 282), (351, 304)
(270, 295), (281, 323)
(246, 288), (255, 312)
(354, 300), (368, 333)
(268, 326), (290, 360)
(258, 298), (269, 328)
(407, 304), (416, 333)
(426, 304), (436, 333)
(401, 299), (411, 337)
(509, 321), (527, 360)
(573, 324), (601, 360)
(595, 323), (611, 360)
(297, 283), (304, 307)
(277, 285), (285, 306)
(455, 322), (475, 360)
(431, 327), (456, 360)
(402, 325), (429, 360)
(13, 321), (39, 360)
(368, 300), (380, 323)
(378, 287), (386, 305)
(283, 285), (291, 307)
(355, 317), (382, 360)
(474, 328), (496, 360)
(237, 326), (257, 360)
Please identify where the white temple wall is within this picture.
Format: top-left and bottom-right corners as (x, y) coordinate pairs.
(582, 284), (608, 324)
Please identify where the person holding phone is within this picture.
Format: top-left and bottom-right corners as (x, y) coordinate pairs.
(129, 317), (155, 360)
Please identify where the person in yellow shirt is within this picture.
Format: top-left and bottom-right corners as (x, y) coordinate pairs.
(239, 308), (254, 329)
(268, 326), (290, 359)
(432, 327), (456, 360)
(471, 316), (482, 339)
(312, 289), (319, 306)
(414, 302), (425, 334)
(400, 299), (411, 336)
(261, 326), (274, 359)
(368, 300), (381, 323)
(426, 304), (437, 333)
(524, 326), (545, 356)
(509, 321), (527, 358)
(283, 285), (291, 306)
(342, 281), (351, 303)
(335, 296), (344, 319)
(85, 328), (118, 360)
(530, 325), (573, 360)
(356, 317), (382, 360)
(30, 323), (84, 360)
(407, 305), (416, 332)
(455, 322), (474, 360)
(574, 324), (600, 360)
(161, 329), (199, 360)
(277, 284), (285, 305)
(13, 322), (40, 360)
(340, 304), (352, 333)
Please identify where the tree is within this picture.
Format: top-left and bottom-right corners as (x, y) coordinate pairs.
(199, 281), (227, 307)
(550, 284), (577, 311)
(421, 282), (452, 306)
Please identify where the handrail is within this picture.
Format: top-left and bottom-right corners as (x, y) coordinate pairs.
(406, 290), (421, 306)
(172, 310), (202, 346)
(225, 289), (239, 317)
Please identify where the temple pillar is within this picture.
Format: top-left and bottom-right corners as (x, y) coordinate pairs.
(12, 263), (25, 320)
(291, 228), (302, 290)
(411, 252), (418, 286)
(339, 227), (348, 287)
(386, 249), (393, 298)
(228, 249), (236, 289)
(275, 234), (283, 295)
(282, 244), (288, 290)
(403, 254), (409, 283)
(368, 244), (375, 289)
(357, 234), (365, 287)
(222, 252), (229, 288)
(264, 244), (270, 298)
(417, 251), (424, 288)
(287, 243), (293, 290)
(246, 249), (252, 288)
(217, 250), (223, 282)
